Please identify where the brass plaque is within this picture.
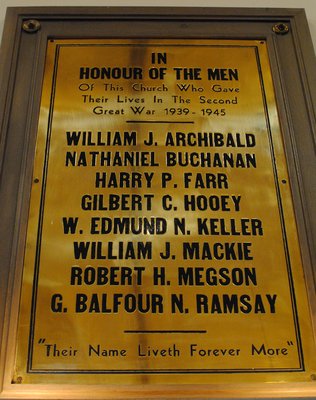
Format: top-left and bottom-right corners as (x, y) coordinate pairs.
(14, 39), (316, 384)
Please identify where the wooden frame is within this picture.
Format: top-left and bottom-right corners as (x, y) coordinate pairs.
(0, 7), (315, 399)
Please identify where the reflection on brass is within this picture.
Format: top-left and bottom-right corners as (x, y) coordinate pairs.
(273, 23), (289, 35)
(22, 19), (41, 33)
(14, 39), (316, 385)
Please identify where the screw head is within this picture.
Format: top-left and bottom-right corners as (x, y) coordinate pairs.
(273, 23), (289, 35)
(22, 19), (41, 33)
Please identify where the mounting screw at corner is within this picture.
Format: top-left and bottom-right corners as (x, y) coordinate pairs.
(272, 23), (289, 35)
(22, 19), (41, 33)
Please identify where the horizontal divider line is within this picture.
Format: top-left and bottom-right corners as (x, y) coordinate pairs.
(126, 120), (194, 124)
(124, 330), (207, 334)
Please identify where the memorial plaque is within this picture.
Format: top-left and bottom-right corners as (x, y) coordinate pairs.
(0, 7), (316, 399)
(13, 38), (315, 383)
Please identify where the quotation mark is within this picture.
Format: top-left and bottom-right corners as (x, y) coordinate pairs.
(38, 338), (46, 344)
(287, 341), (294, 346)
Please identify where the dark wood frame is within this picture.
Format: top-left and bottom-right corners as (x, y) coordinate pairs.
(0, 7), (315, 399)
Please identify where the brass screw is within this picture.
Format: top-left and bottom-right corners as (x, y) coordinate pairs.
(273, 23), (289, 35)
(22, 19), (41, 33)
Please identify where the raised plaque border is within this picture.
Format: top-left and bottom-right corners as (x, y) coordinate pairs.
(0, 7), (316, 399)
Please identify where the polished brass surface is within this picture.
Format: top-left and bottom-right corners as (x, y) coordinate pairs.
(13, 39), (316, 384)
